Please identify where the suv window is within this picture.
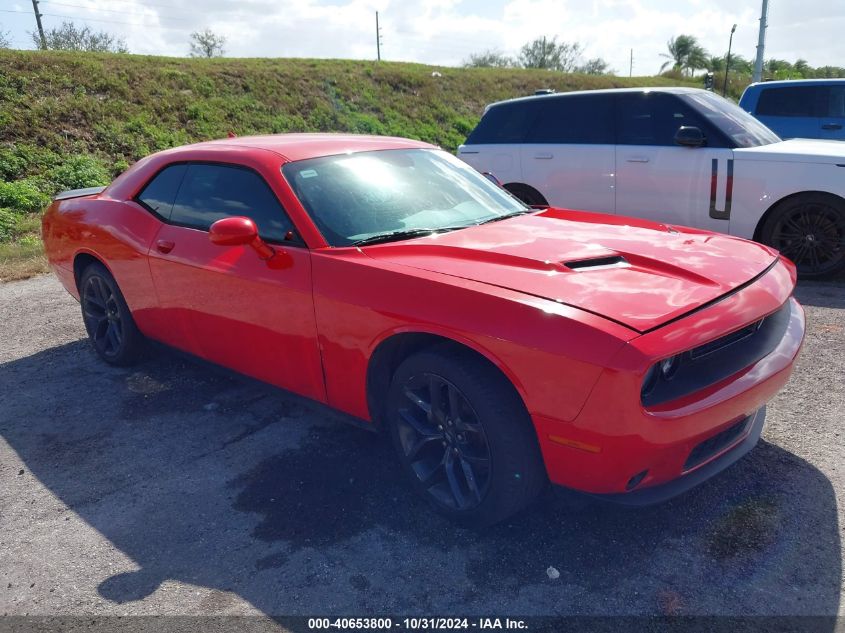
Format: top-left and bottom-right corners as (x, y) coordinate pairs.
(171, 163), (295, 243)
(526, 94), (614, 144)
(756, 86), (822, 117)
(826, 86), (845, 118)
(136, 164), (187, 219)
(616, 92), (723, 147)
(464, 100), (545, 144)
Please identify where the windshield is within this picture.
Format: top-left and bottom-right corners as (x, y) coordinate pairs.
(681, 92), (781, 148)
(681, 92), (781, 147)
(282, 149), (528, 246)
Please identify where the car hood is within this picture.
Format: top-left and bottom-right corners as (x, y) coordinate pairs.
(363, 208), (778, 332)
(735, 138), (845, 164)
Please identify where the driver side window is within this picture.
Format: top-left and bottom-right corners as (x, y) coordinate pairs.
(616, 93), (722, 147)
(171, 163), (296, 243)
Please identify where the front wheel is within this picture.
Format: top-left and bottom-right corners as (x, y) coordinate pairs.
(760, 193), (845, 278)
(386, 347), (547, 527)
(79, 263), (145, 365)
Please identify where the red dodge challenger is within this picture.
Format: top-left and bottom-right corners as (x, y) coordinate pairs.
(42, 134), (805, 526)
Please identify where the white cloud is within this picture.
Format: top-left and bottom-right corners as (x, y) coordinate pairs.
(7, 0), (843, 73)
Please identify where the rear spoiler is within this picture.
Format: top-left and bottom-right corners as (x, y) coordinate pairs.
(53, 186), (106, 201)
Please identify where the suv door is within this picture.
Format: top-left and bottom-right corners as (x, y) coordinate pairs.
(753, 85), (823, 139)
(820, 84), (845, 140)
(146, 161), (325, 402)
(614, 92), (735, 232)
(518, 93), (616, 213)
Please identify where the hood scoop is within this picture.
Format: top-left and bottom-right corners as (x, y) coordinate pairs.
(564, 255), (629, 271)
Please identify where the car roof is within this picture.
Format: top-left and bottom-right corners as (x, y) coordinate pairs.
(745, 78), (845, 89)
(486, 86), (706, 110)
(178, 133), (437, 163)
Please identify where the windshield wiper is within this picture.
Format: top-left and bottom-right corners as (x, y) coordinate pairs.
(352, 227), (462, 247)
(473, 208), (537, 226)
(351, 210), (537, 247)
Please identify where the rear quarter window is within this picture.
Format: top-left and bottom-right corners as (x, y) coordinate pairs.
(464, 100), (544, 144)
(135, 164), (187, 219)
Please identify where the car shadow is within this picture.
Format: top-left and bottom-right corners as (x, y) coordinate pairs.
(0, 341), (840, 621)
(794, 279), (845, 309)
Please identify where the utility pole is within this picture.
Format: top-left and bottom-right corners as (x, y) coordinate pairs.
(723, 24), (737, 96)
(375, 11), (383, 61)
(752, 0), (768, 83)
(31, 0), (47, 50)
(629, 49), (633, 77)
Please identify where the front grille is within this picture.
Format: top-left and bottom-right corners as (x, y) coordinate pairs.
(642, 301), (791, 408)
(689, 319), (763, 360)
(684, 415), (752, 471)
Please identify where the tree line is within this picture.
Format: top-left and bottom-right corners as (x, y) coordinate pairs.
(464, 36), (611, 75)
(661, 34), (845, 80)
(3, 20), (842, 83)
(0, 21), (226, 58)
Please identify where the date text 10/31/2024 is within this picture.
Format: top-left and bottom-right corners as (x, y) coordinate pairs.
(307, 618), (528, 630)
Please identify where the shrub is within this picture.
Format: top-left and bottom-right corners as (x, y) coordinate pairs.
(0, 180), (51, 214)
(0, 207), (14, 241)
(46, 155), (111, 191)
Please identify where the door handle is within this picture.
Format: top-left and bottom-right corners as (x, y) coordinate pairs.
(822, 123), (843, 130)
(156, 239), (175, 254)
(626, 156), (650, 163)
(534, 152), (554, 159)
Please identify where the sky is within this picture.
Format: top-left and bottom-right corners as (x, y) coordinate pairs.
(1, 0), (843, 75)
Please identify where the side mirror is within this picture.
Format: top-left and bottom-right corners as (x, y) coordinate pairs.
(482, 172), (503, 188)
(674, 126), (706, 147)
(209, 216), (274, 260)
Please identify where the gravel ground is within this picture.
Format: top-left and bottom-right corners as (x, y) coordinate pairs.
(0, 274), (843, 619)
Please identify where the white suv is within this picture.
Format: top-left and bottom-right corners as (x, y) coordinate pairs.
(458, 87), (845, 277)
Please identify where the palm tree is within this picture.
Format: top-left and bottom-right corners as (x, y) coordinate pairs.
(660, 35), (708, 76)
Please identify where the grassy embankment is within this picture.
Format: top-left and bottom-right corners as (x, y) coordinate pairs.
(0, 49), (695, 281)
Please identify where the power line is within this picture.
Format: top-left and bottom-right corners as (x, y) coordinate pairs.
(1, 7), (183, 28)
(40, 1), (190, 22)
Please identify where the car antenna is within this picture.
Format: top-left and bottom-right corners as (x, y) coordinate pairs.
(227, 130), (237, 138)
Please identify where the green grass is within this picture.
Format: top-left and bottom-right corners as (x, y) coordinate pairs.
(0, 49), (697, 281)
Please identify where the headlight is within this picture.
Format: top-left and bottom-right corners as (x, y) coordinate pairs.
(642, 364), (659, 396)
(642, 354), (682, 400)
(659, 354), (681, 380)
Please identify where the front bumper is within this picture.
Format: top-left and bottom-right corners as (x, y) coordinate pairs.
(592, 406), (766, 506)
(532, 268), (805, 499)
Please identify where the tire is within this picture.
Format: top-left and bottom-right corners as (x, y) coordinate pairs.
(503, 183), (548, 207)
(760, 193), (845, 279)
(386, 346), (547, 527)
(79, 263), (145, 366)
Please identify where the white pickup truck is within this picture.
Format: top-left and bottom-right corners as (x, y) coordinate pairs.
(458, 87), (845, 277)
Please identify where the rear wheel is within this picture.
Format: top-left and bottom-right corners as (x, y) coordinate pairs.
(503, 183), (548, 207)
(386, 347), (546, 527)
(760, 193), (845, 278)
(80, 263), (145, 365)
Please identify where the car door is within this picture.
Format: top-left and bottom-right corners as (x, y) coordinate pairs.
(519, 93), (616, 214)
(753, 85), (823, 139)
(820, 84), (845, 140)
(614, 92), (734, 233)
(147, 161), (325, 402)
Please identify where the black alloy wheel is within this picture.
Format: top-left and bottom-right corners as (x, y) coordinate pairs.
(80, 263), (145, 365)
(387, 347), (546, 527)
(763, 194), (845, 278)
(395, 372), (492, 511)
